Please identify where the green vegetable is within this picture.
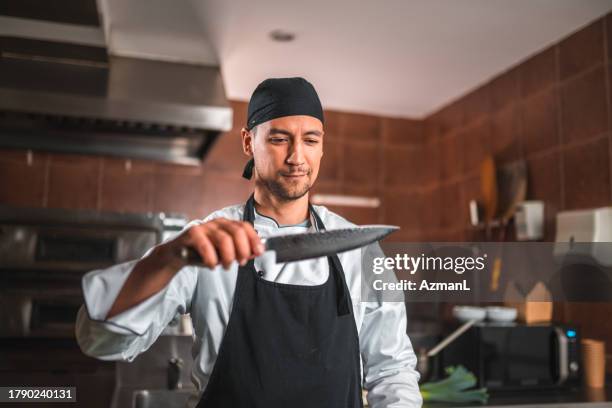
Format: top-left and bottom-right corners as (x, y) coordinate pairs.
(420, 366), (489, 404)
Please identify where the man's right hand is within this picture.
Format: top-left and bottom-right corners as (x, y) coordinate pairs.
(106, 218), (264, 319)
(162, 218), (265, 270)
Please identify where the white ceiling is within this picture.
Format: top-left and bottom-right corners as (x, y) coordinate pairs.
(101, 0), (612, 118)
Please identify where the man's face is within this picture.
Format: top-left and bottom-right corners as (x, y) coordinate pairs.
(243, 115), (324, 201)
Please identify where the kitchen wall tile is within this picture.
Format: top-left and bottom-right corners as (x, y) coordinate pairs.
(521, 87), (560, 156)
(381, 117), (424, 146)
(322, 110), (343, 142)
(559, 19), (604, 80)
(519, 46), (557, 97)
(422, 139), (441, 186)
(200, 173), (251, 218)
(152, 164), (206, 219)
(310, 180), (341, 196)
(560, 66), (608, 144)
(490, 104), (521, 164)
(382, 189), (421, 232)
(489, 67), (520, 112)
(0, 149), (46, 207)
(230, 100), (248, 131)
(344, 142), (379, 186)
(385, 228), (422, 243)
(440, 133), (463, 180)
(318, 139), (341, 183)
(526, 150), (562, 208)
(437, 228), (467, 242)
(341, 184), (379, 197)
(432, 102), (463, 137)
(423, 118), (440, 142)
(340, 112), (381, 143)
(462, 119), (491, 174)
(47, 153), (100, 210)
(439, 181), (463, 230)
(420, 187), (441, 231)
(607, 12), (612, 61)
(100, 157), (154, 213)
(461, 85), (490, 126)
(201, 131), (246, 175)
(383, 145), (425, 188)
(326, 205), (380, 226)
(608, 66), (612, 130)
(562, 136), (611, 210)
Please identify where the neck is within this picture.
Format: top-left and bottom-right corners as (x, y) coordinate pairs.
(253, 187), (310, 225)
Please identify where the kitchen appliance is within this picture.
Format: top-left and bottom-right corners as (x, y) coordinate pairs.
(553, 207), (612, 302)
(436, 322), (581, 391)
(0, 206), (187, 337)
(0, 206), (188, 337)
(0, 206), (188, 408)
(555, 206), (612, 266)
(0, 0), (232, 165)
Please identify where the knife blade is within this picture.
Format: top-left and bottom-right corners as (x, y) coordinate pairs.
(180, 224), (399, 265)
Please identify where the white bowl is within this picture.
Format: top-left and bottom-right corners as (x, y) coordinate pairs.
(486, 306), (517, 322)
(452, 306), (486, 322)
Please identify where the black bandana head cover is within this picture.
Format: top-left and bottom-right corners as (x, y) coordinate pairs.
(242, 77), (324, 180)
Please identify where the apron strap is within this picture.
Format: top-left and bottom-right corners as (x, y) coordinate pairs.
(243, 193), (256, 223)
(310, 207), (352, 316)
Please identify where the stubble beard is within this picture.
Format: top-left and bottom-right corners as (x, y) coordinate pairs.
(260, 172), (312, 202)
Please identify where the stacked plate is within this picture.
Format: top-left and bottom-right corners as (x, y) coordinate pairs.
(452, 305), (517, 323)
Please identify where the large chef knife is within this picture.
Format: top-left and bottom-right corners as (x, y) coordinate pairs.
(180, 225), (399, 265)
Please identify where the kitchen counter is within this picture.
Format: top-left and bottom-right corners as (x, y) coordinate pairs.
(423, 383), (612, 408)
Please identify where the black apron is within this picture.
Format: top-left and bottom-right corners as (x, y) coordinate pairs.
(196, 194), (363, 408)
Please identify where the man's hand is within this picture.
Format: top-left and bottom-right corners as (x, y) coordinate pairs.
(164, 218), (265, 269)
(106, 218), (264, 319)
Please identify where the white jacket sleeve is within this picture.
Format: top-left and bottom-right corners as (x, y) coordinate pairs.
(75, 256), (198, 362)
(360, 244), (423, 408)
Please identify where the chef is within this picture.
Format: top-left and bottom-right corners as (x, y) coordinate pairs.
(76, 77), (422, 407)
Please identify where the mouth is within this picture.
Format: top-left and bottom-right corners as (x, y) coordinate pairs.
(281, 173), (308, 178)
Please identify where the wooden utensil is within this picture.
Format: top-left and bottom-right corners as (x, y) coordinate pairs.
(480, 156), (498, 225)
(496, 159), (527, 224)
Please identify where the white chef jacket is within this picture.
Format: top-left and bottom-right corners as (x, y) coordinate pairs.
(75, 203), (422, 408)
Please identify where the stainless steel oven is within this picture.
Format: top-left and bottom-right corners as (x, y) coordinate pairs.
(0, 206), (185, 338)
(0, 205), (187, 408)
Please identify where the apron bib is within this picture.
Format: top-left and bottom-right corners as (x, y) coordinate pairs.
(196, 194), (363, 408)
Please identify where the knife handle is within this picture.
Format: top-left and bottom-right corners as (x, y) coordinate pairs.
(179, 246), (205, 265)
(179, 239), (268, 266)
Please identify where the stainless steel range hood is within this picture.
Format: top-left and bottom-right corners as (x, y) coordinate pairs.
(0, 36), (233, 165)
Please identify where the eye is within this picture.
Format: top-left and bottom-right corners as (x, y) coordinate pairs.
(270, 137), (288, 144)
(304, 139), (320, 145)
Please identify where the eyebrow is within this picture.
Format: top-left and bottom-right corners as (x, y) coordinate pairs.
(268, 128), (323, 137)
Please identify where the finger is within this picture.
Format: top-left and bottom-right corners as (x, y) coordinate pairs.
(207, 227), (236, 269)
(216, 220), (251, 266)
(186, 226), (218, 268)
(240, 221), (265, 256)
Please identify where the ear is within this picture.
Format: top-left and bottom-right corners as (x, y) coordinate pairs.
(241, 128), (253, 157)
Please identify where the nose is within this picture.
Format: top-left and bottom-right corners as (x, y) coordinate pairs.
(286, 140), (305, 166)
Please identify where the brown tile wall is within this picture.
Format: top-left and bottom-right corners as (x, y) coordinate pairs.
(423, 17), (612, 242)
(424, 15), (612, 368)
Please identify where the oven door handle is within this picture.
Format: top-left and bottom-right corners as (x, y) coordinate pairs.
(554, 327), (569, 385)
